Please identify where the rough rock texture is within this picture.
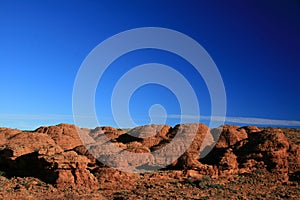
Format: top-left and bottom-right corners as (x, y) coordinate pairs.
(214, 125), (248, 148)
(0, 131), (63, 159)
(127, 124), (171, 148)
(0, 125), (97, 188)
(219, 148), (238, 170)
(90, 126), (125, 141)
(40, 151), (98, 188)
(0, 128), (22, 146)
(72, 145), (97, 165)
(201, 126), (296, 183)
(93, 167), (139, 191)
(235, 128), (290, 178)
(89, 124), (215, 171)
(35, 124), (84, 151)
(168, 123), (214, 169)
(0, 124), (299, 199)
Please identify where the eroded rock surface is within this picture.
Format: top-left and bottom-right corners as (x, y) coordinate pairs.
(0, 124), (97, 188)
(0, 123), (299, 194)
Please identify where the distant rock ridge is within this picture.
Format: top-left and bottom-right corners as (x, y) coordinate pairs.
(0, 123), (299, 188)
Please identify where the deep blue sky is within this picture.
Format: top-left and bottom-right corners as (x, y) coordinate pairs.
(0, 0), (300, 129)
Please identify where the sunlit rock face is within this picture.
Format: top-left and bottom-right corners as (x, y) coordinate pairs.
(0, 123), (299, 189)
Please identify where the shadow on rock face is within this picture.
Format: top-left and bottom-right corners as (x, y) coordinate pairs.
(0, 151), (58, 184)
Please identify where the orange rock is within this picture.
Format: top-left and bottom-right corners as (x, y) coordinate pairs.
(35, 124), (84, 151)
(219, 148), (238, 170)
(215, 125), (248, 148)
(0, 131), (62, 159)
(170, 124), (214, 169)
(40, 151), (98, 188)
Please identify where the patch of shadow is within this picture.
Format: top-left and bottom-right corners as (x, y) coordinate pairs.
(289, 171), (300, 184)
(135, 164), (162, 171)
(116, 134), (143, 144)
(199, 148), (227, 165)
(0, 152), (58, 184)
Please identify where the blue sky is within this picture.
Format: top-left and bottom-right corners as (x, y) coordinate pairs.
(0, 0), (300, 129)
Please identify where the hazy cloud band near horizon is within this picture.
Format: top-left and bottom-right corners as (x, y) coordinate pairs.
(1, 113), (300, 128)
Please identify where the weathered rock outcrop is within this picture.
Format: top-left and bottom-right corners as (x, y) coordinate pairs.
(168, 124), (214, 169)
(0, 123), (299, 189)
(40, 151), (98, 188)
(214, 125), (248, 148)
(200, 126), (295, 181)
(235, 128), (290, 180)
(90, 126), (125, 141)
(0, 125), (98, 188)
(0, 128), (22, 146)
(35, 124), (83, 150)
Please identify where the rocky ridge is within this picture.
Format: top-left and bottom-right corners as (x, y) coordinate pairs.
(0, 123), (299, 199)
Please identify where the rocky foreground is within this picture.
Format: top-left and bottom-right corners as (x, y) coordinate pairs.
(0, 123), (299, 199)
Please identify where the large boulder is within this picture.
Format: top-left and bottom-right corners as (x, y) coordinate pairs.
(40, 151), (98, 188)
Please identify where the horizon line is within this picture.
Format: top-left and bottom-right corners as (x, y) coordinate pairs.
(0, 113), (300, 130)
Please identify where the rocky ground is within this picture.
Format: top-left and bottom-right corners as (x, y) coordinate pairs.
(0, 123), (299, 199)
